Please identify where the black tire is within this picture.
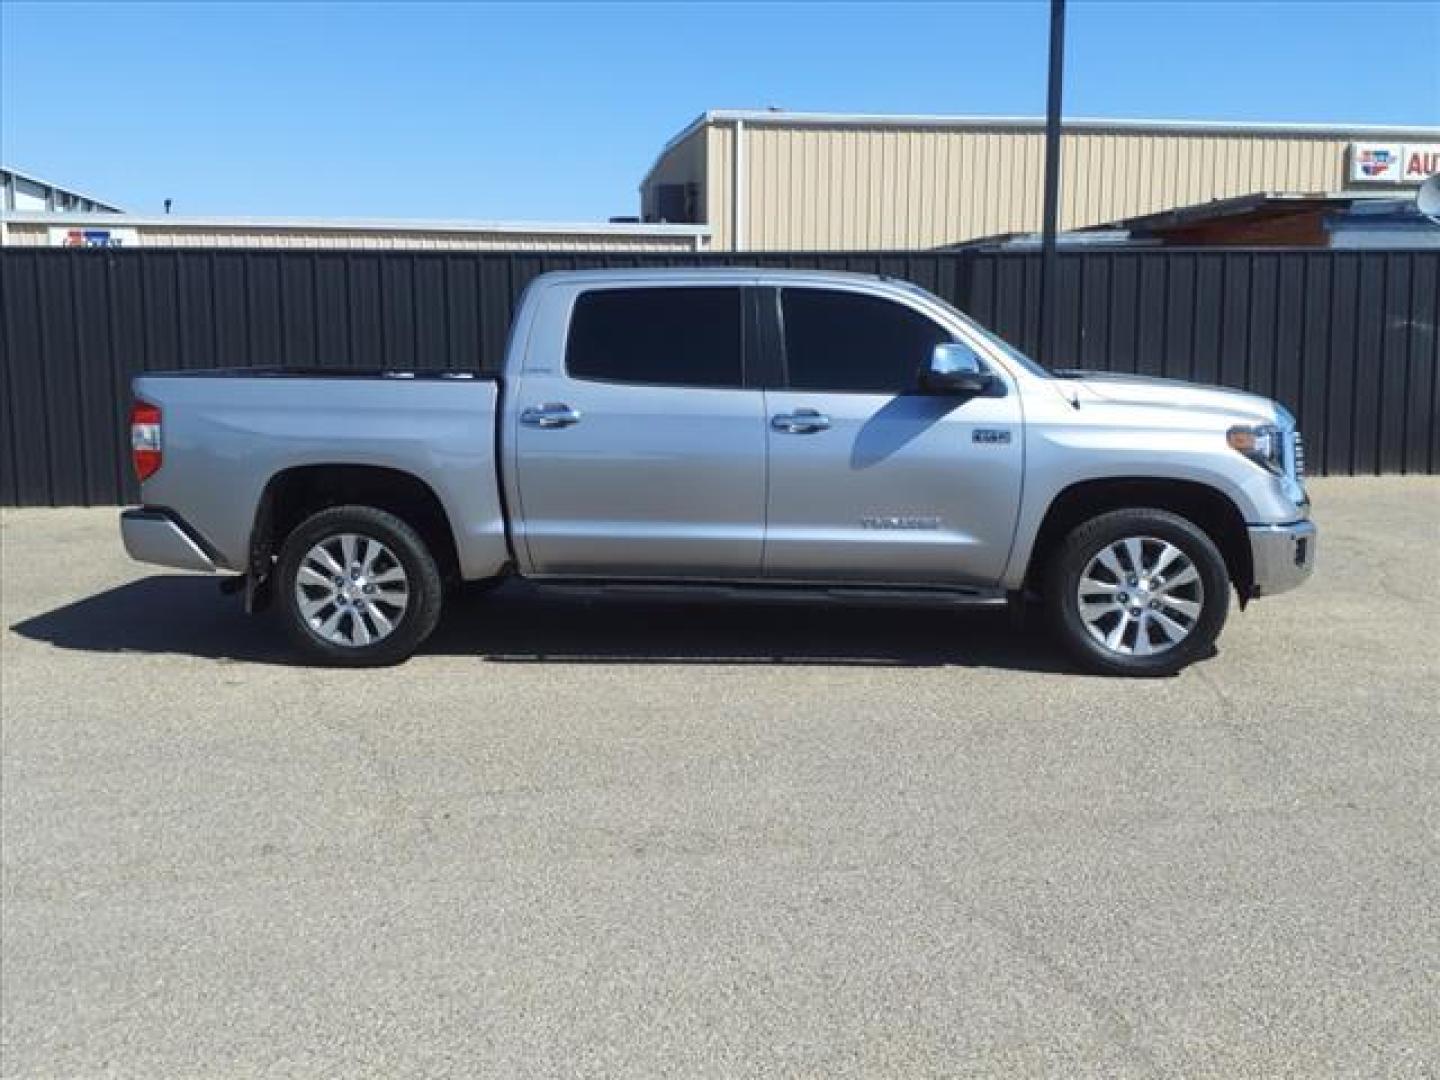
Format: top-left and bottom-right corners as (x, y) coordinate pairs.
(276, 505), (443, 667)
(1045, 508), (1230, 677)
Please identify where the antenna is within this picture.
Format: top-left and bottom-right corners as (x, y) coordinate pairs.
(1416, 173), (1440, 224)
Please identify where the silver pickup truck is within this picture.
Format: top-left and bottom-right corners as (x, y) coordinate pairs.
(121, 268), (1314, 675)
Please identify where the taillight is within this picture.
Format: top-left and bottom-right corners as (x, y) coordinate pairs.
(130, 399), (162, 481)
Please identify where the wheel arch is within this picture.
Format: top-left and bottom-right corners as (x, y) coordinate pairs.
(247, 464), (462, 609)
(1022, 477), (1253, 600)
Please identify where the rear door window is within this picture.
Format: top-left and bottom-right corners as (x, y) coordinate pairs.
(566, 287), (744, 388)
(780, 288), (952, 393)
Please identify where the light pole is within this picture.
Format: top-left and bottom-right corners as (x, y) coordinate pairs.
(1040, 0), (1066, 365)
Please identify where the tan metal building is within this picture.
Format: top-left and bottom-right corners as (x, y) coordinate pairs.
(2, 166), (124, 214)
(641, 110), (1440, 250)
(0, 212), (711, 252)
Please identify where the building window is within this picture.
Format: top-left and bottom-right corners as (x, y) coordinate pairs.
(653, 182), (700, 223)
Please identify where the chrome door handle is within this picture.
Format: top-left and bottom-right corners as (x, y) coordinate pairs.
(772, 409), (831, 434)
(521, 403), (582, 429)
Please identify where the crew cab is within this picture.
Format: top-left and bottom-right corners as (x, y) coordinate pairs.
(121, 269), (1315, 674)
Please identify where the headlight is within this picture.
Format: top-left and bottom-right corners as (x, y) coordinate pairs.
(1227, 424), (1287, 475)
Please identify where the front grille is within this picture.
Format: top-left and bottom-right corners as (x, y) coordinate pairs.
(1291, 430), (1306, 482)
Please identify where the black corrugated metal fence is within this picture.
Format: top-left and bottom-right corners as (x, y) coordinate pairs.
(1, 246), (1436, 505)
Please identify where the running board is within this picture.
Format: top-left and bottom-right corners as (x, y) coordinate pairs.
(533, 579), (1009, 609)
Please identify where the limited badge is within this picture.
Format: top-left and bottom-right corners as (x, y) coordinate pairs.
(973, 429), (1012, 444)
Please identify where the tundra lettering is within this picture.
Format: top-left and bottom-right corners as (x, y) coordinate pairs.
(860, 516), (942, 531)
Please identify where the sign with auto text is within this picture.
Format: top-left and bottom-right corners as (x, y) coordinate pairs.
(48, 226), (141, 248)
(1348, 143), (1440, 185)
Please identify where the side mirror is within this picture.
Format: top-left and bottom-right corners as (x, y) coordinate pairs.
(921, 342), (996, 395)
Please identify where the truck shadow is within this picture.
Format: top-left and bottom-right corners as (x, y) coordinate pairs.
(11, 574), (1079, 673)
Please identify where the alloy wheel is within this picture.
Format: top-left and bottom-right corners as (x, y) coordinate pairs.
(1076, 536), (1204, 657)
(294, 533), (410, 647)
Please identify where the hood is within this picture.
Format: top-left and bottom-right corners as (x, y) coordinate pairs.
(1051, 370), (1285, 426)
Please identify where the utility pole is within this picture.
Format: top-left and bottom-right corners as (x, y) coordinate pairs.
(1039, 0), (1066, 366)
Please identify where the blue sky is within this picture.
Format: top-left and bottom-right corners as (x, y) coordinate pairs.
(3, 1), (1437, 221)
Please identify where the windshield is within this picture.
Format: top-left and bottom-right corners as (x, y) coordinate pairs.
(965, 319), (1052, 378)
(894, 281), (1051, 378)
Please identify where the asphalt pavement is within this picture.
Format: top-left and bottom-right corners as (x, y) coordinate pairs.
(2, 477), (1437, 1078)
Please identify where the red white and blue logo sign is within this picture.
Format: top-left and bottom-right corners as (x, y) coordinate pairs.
(62, 229), (117, 247)
(1357, 148), (1394, 177)
(47, 225), (139, 248)
(1351, 142), (1440, 184)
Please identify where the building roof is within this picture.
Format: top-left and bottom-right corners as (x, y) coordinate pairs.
(0, 209), (711, 240)
(949, 190), (1438, 249)
(1, 165), (125, 212)
(646, 109), (1440, 187)
(1077, 190), (1401, 234)
(665, 109), (1440, 147)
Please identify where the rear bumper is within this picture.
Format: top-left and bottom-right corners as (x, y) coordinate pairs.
(1247, 520), (1316, 598)
(120, 509), (220, 573)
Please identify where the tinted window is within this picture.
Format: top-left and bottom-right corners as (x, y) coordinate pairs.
(566, 287), (743, 388)
(781, 289), (952, 393)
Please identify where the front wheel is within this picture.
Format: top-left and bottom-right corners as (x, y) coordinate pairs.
(1046, 508), (1230, 677)
(276, 505), (443, 666)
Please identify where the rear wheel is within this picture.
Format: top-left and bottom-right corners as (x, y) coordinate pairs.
(1046, 508), (1229, 677)
(277, 505), (442, 666)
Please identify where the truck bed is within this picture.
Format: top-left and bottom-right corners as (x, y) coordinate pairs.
(132, 369), (511, 580)
(144, 367), (493, 381)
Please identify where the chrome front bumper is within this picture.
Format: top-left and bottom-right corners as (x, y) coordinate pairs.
(120, 509), (220, 573)
(1248, 520), (1316, 598)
